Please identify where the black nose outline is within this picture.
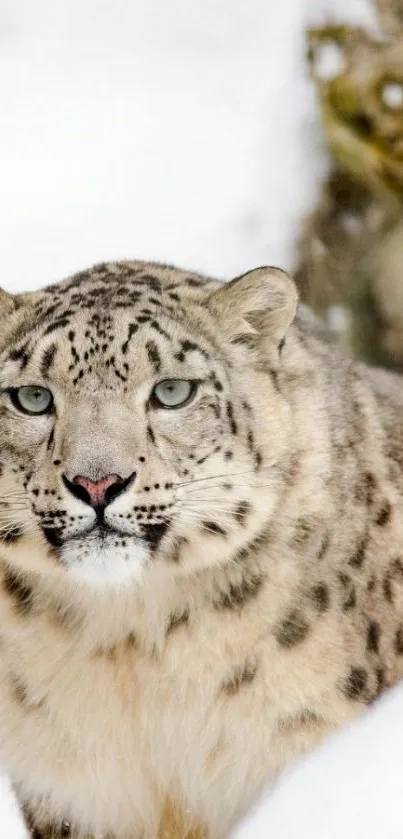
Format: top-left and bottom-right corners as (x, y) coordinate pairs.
(61, 472), (136, 511)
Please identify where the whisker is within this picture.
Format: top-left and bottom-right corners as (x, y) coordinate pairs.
(173, 470), (257, 488)
(178, 499), (237, 506)
(178, 499), (239, 510)
(177, 510), (234, 523)
(183, 482), (272, 495)
(0, 509), (27, 516)
(2, 504), (29, 509)
(177, 520), (231, 538)
(0, 523), (30, 537)
(0, 510), (27, 520)
(179, 508), (236, 518)
(183, 521), (227, 536)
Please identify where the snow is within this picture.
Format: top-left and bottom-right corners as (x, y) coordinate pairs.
(0, 773), (29, 838)
(312, 41), (347, 81)
(232, 682), (403, 839)
(382, 82), (403, 110)
(0, 0), (323, 292)
(2, 0), (402, 836)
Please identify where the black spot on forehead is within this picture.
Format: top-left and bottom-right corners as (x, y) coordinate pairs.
(43, 317), (71, 336)
(40, 343), (58, 378)
(121, 322), (139, 355)
(174, 339), (210, 363)
(7, 342), (30, 369)
(146, 341), (162, 373)
(41, 262), (210, 307)
(5, 263), (219, 381)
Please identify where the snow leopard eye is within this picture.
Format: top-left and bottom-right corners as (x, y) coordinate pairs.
(152, 379), (197, 408)
(9, 386), (54, 415)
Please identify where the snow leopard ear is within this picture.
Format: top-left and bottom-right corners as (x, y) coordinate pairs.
(0, 288), (17, 318)
(207, 267), (298, 348)
(0, 288), (45, 348)
(0, 289), (30, 348)
(0, 290), (17, 344)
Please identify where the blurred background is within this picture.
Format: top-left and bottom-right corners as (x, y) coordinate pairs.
(2, 0), (403, 369)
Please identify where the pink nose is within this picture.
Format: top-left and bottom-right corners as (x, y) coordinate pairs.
(72, 474), (121, 508)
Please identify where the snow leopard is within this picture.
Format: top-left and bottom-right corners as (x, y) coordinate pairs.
(1, 260), (403, 838)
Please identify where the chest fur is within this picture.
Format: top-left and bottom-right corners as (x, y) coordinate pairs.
(0, 591), (348, 839)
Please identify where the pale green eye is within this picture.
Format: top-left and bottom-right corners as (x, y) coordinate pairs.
(10, 386), (53, 415)
(152, 379), (195, 408)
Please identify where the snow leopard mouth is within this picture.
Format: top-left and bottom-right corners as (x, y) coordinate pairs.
(41, 520), (169, 554)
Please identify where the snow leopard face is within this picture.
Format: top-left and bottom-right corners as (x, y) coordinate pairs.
(0, 260), (296, 586)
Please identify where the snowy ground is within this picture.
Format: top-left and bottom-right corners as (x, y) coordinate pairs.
(0, 773), (29, 839)
(233, 682), (403, 839)
(0, 0), (323, 291)
(2, 0), (402, 836)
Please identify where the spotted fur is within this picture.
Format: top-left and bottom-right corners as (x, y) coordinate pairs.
(1, 260), (403, 838)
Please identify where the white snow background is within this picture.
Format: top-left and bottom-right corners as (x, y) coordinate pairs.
(1, 0), (402, 836)
(232, 681), (403, 839)
(1, 0), (322, 290)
